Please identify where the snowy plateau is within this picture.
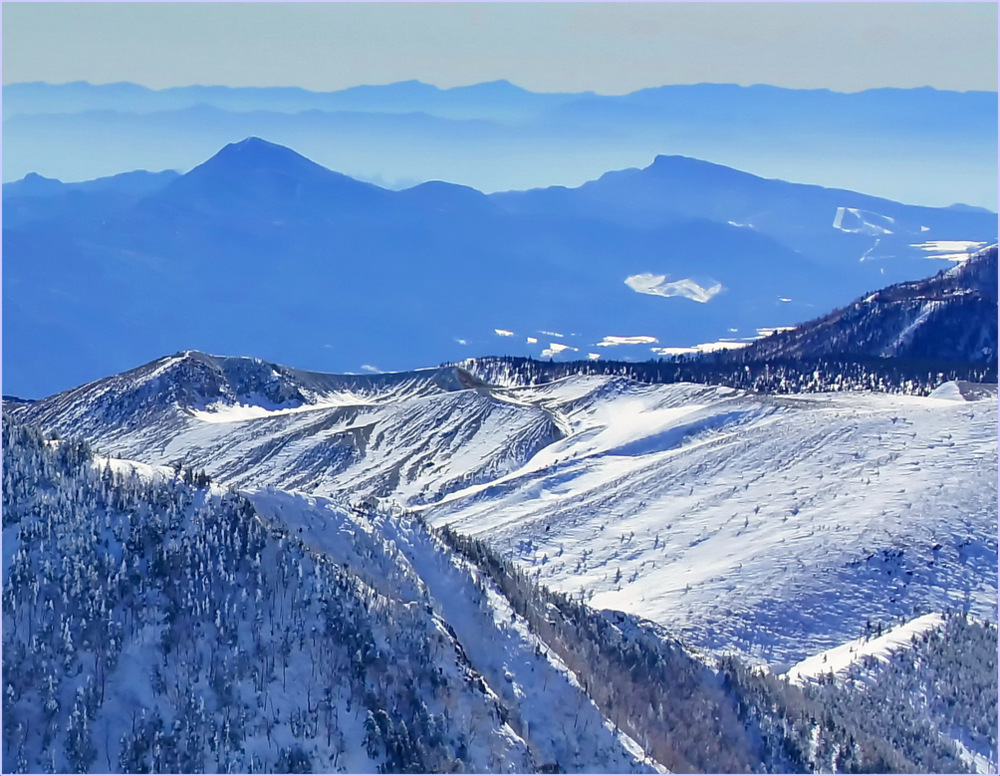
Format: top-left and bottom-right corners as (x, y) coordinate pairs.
(5, 333), (998, 772)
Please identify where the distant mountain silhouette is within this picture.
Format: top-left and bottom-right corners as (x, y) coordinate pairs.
(3, 81), (995, 209)
(2, 139), (995, 398)
(1, 169), (181, 230)
(2, 168), (179, 199)
(150, 137), (390, 218)
(493, 154), (996, 271)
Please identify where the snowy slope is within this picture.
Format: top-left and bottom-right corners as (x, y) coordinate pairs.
(423, 379), (997, 666)
(784, 613), (948, 686)
(2, 419), (660, 774)
(248, 489), (661, 773)
(724, 243), (998, 364)
(11, 351), (560, 504)
(783, 612), (998, 773)
(10, 355), (997, 670)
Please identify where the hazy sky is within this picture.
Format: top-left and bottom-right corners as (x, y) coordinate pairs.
(2, 2), (997, 94)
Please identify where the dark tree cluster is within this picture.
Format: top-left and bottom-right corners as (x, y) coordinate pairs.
(437, 525), (993, 773)
(1, 416), (523, 774)
(451, 354), (995, 397)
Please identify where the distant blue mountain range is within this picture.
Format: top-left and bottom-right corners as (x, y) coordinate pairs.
(3, 81), (996, 209)
(3, 138), (996, 399)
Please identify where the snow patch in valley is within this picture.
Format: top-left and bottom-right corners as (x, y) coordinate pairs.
(912, 240), (988, 262)
(651, 340), (750, 356)
(541, 342), (578, 358)
(597, 335), (659, 347)
(625, 273), (723, 303)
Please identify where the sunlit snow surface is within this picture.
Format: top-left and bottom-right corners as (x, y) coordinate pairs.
(912, 240), (989, 262)
(784, 613), (947, 686)
(421, 379), (997, 666)
(247, 489), (662, 773)
(23, 369), (998, 669)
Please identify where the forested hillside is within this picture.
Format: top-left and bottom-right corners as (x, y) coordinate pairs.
(1, 418), (542, 773)
(439, 527), (996, 773)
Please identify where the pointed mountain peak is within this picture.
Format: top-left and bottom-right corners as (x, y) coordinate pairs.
(156, 137), (387, 211)
(3, 171), (67, 198)
(203, 136), (321, 172)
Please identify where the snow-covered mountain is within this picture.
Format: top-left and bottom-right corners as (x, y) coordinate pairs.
(2, 418), (661, 774)
(725, 244), (998, 364)
(6, 413), (995, 773)
(11, 346), (997, 670)
(5, 226), (997, 771)
(8, 351), (559, 503)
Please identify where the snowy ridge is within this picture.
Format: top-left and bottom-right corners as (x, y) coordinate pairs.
(724, 243), (998, 364)
(784, 613), (947, 686)
(14, 356), (996, 670)
(11, 353), (564, 504)
(2, 420), (660, 773)
(247, 489), (663, 773)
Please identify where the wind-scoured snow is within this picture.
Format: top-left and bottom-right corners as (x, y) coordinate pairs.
(422, 381), (997, 666)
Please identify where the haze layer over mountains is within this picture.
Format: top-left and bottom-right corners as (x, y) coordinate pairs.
(4, 80), (997, 209)
(3, 137), (996, 399)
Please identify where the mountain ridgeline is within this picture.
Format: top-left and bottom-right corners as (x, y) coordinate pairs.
(724, 243), (999, 364)
(4, 83), (998, 776)
(453, 243), (998, 394)
(1, 417), (651, 774)
(3, 237), (996, 775)
(4, 416), (995, 773)
(4, 80), (996, 210)
(3, 137), (997, 399)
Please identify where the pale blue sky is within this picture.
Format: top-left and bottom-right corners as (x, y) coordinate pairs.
(2, 2), (997, 94)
